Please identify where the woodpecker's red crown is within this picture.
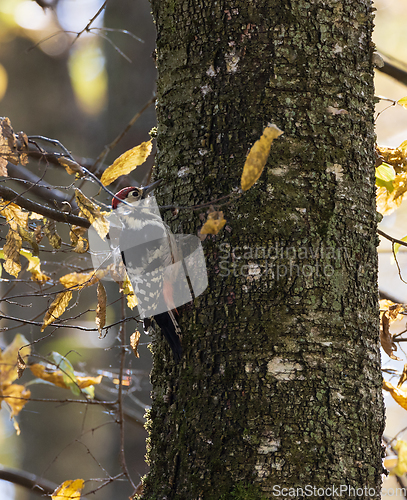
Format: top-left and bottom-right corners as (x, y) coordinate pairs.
(112, 187), (141, 209)
(111, 179), (162, 210)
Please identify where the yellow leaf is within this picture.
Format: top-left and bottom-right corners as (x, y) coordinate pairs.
(384, 456), (398, 472)
(41, 291), (73, 331)
(101, 140), (153, 186)
(52, 479), (85, 500)
(2, 384), (31, 418)
(0, 335), (31, 431)
(0, 334), (31, 388)
(200, 210), (226, 235)
(70, 226), (89, 253)
(0, 200), (29, 230)
(120, 276), (138, 309)
(130, 331), (141, 358)
(75, 190), (109, 239)
(60, 272), (99, 290)
(241, 124), (283, 191)
(3, 229), (22, 277)
(383, 380), (407, 410)
(20, 249), (50, 282)
(392, 440), (407, 476)
(29, 363), (102, 390)
(96, 282), (106, 336)
(398, 96), (407, 109)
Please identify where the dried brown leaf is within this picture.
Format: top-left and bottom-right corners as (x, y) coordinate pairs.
(96, 282), (107, 336)
(0, 117), (18, 167)
(130, 331), (141, 358)
(18, 226), (39, 256)
(16, 352), (26, 379)
(4, 229), (22, 277)
(58, 157), (84, 176)
(15, 131), (28, 166)
(398, 364), (407, 389)
(41, 291), (73, 331)
(380, 312), (401, 360)
(43, 219), (61, 249)
(75, 190), (109, 239)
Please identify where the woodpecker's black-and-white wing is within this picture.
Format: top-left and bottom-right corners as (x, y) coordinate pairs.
(117, 202), (180, 318)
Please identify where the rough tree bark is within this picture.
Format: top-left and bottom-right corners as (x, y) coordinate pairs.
(143, 1), (384, 499)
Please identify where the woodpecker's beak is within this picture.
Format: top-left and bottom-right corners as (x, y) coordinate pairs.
(141, 179), (162, 197)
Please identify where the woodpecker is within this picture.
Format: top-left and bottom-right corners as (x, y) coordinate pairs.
(111, 180), (183, 362)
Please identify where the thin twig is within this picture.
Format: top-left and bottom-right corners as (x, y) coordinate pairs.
(73, 0), (109, 42)
(93, 97), (156, 171)
(117, 295), (138, 493)
(0, 312), (140, 332)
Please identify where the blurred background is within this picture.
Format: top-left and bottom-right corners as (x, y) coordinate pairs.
(0, 0), (157, 498)
(1, 0), (407, 498)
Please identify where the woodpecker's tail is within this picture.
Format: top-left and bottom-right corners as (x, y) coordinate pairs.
(150, 310), (182, 362)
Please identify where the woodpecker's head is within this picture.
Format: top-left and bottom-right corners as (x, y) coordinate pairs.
(112, 180), (162, 209)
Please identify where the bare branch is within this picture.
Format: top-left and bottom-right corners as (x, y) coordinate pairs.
(0, 464), (58, 496)
(6, 162), (78, 209)
(378, 228), (407, 249)
(0, 185), (90, 227)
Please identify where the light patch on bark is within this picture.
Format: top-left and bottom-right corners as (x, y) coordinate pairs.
(201, 84), (212, 95)
(247, 263), (261, 276)
(206, 65), (216, 77)
(258, 436), (280, 454)
(270, 166), (288, 176)
(225, 51), (240, 73)
(267, 357), (303, 380)
(327, 106), (348, 115)
(177, 167), (190, 177)
(255, 462), (271, 478)
(326, 163), (343, 181)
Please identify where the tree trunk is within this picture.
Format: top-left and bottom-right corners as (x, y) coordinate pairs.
(143, 1), (384, 499)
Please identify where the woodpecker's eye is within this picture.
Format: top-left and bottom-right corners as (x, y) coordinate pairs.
(128, 189), (142, 200)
